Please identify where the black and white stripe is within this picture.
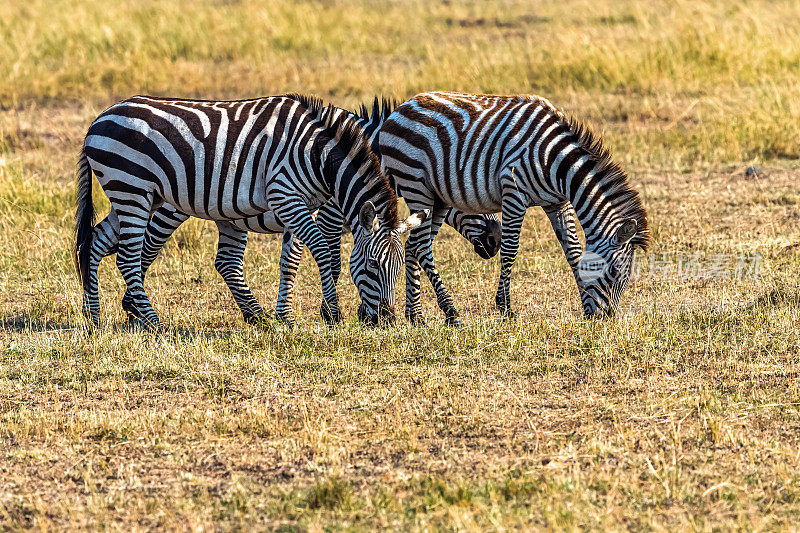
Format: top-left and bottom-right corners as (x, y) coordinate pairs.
(102, 98), (501, 326)
(75, 94), (427, 329)
(379, 91), (649, 322)
(128, 200), (342, 325)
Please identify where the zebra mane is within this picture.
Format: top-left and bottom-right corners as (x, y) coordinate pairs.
(283, 93), (325, 115)
(563, 115), (649, 251)
(355, 96), (397, 125)
(285, 93), (399, 229)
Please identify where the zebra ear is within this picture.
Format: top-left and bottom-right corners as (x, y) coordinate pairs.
(615, 219), (637, 246)
(359, 201), (378, 234)
(398, 209), (430, 235)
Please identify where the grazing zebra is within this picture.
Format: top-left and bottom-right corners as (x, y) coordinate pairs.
(379, 92), (649, 324)
(75, 94), (428, 329)
(110, 98), (501, 325)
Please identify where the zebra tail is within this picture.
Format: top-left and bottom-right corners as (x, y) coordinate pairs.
(74, 146), (95, 288)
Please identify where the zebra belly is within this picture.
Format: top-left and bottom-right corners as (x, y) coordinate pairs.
(156, 193), (270, 221)
(227, 211), (284, 233)
(422, 170), (503, 214)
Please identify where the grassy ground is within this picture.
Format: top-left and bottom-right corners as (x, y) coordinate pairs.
(1, 0), (800, 530)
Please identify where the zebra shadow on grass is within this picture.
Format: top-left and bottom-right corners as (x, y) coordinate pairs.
(0, 311), (258, 341)
(0, 312), (77, 334)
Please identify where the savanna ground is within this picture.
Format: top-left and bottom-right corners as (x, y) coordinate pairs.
(1, 0), (799, 529)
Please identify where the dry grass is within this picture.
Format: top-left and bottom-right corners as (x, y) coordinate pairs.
(4, 0), (800, 166)
(1, 0), (800, 530)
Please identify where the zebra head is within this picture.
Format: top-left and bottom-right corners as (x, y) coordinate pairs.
(576, 218), (641, 318)
(352, 201), (429, 326)
(468, 214), (501, 259)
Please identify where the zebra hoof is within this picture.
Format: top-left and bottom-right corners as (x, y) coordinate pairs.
(126, 313), (162, 333)
(121, 297), (161, 330)
(82, 309), (100, 330)
(444, 311), (462, 327)
(124, 303), (162, 332)
(84, 321), (98, 336)
(406, 313), (426, 326)
(244, 312), (271, 327)
(358, 304), (379, 327)
(501, 310), (517, 321)
(274, 312), (296, 328)
(320, 304), (342, 325)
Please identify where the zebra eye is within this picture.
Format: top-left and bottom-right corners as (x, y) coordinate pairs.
(367, 257), (379, 269)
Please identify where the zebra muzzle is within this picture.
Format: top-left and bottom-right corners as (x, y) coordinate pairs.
(473, 228), (501, 259)
(358, 301), (395, 327)
(584, 303), (615, 319)
(358, 303), (379, 327)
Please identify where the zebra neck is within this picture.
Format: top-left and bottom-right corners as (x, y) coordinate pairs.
(565, 170), (619, 246)
(321, 143), (397, 231)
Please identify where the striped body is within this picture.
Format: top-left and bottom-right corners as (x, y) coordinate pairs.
(76, 94), (420, 329)
(379, 92), (649, 322)
(118, 99), (500, 325)
(87, 97), (319, 218)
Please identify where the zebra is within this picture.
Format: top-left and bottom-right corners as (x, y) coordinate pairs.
(75, 94), (428, 330)
(379, 92), (649, 324)
(108, 98), (501, 326)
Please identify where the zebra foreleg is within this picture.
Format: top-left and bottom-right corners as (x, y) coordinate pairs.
(408, 207), (461, 326)
(494, 194), (528, 319)
(315, 201), (346, 320)
(315, 200), (346, 285)
(214, 221), (268, 325)
(404, 251), (423, 325)
(272, 199), (341, 325)
(404, 211), (446, 325)
(543, 202), (583, 280)
(275, 229), (304, 325)
(275, 201), (345, 324)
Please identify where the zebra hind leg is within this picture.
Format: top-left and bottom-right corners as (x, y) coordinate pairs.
(81, 212), (120, 328)
(407, 207), (461, 326)
(214, 221), (268, 325)
(122, 204), (190, 314)
(115, 199), (162, 331)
